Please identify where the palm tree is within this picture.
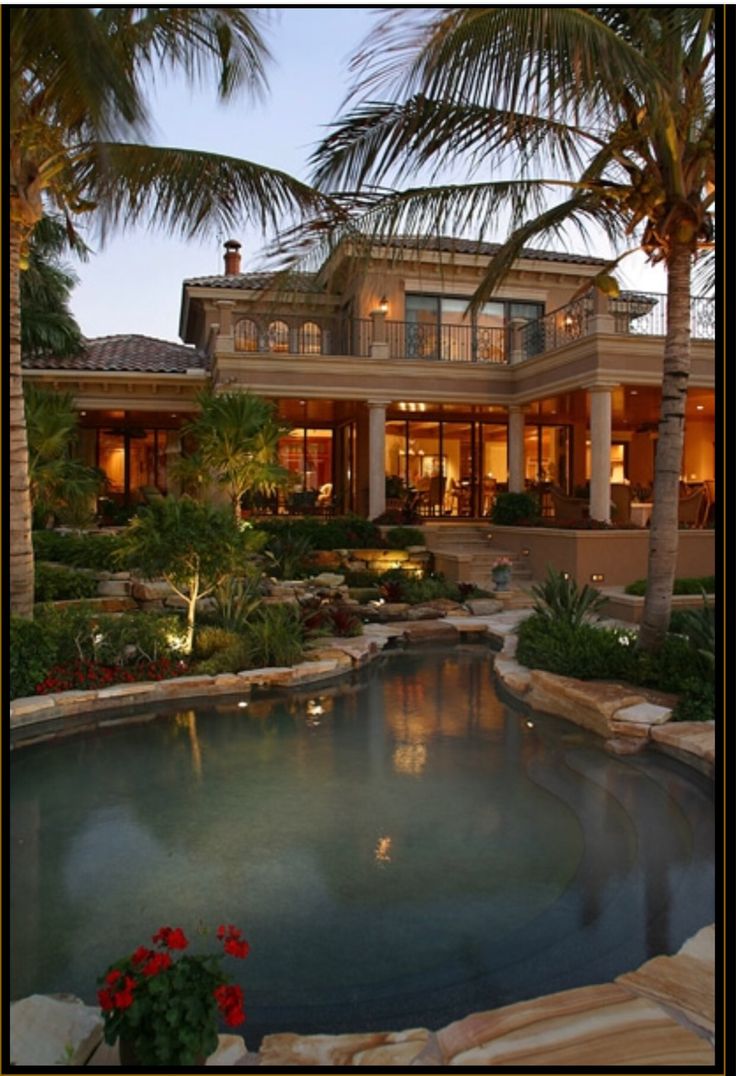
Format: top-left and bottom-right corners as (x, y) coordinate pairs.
(183, 390), (293, 521)
(307, 7), (715, 651)
(24, 383), (104, 529)
(9, 7), (326, 617)
(21, 215), (88, 360)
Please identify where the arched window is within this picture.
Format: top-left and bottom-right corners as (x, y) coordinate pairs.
(234, 319), (259, 352)
(267, 320), (290, 353)
(300, 321), (322, 354)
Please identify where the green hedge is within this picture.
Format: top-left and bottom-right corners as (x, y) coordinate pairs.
(254, 515), (383, 551)
(624, 575), (715, 596)
(34, 563), (99, 602)
(383, 526), (425, 549)
(32, 530), (124, 572)
(516, 613), (712, 696)
(9, 617), (58, 700)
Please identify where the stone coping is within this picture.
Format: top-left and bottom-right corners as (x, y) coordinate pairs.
(10, 925), (715, 1067)
(10, 609), (716, 1068)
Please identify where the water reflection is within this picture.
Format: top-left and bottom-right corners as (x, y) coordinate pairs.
(10, 648), (714, 1042)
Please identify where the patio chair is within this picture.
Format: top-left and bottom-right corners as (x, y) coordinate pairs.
(427, 475), (446, 516)
(678, 486), (707, 527)
(139, 484), (164, 505)
(550, 488), (589, 524)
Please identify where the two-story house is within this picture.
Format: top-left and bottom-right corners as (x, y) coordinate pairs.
(24, 235), (715, 535)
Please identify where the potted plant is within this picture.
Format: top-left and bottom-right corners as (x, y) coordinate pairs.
(97, 923), (250, 1066)
(491, 556), (514, 591)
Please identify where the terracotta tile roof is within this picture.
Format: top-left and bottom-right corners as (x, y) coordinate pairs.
(184, 236), (607, 292)
(22, 335), (208, 374)
(391, 235), (609, 265)
(183, 270), (323, 291)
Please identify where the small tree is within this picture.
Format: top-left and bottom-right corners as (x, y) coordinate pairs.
(117, 498), (266, 653)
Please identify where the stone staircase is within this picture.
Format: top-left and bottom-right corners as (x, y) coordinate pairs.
(420, 523), (533, 593)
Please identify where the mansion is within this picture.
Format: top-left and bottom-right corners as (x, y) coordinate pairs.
(23, 236), (715, 530)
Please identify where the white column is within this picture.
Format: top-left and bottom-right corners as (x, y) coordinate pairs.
(508, 406), (525, 493)
(367, 401), (386, 519)
(589, 386), (613, 522)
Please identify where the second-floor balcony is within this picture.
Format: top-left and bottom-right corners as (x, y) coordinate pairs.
(224, 292), (715, 365)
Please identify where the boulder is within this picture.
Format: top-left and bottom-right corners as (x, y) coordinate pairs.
(465, 598), (504, 616)
(259, 1028), (429, 1067)
(10, 994), (103, 1067)
(403, 620), (460, 645)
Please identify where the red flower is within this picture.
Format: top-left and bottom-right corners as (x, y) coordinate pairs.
(224, 938), (250, 960)
(105, 969), (123, 986)
(214, 983), (245, 1025)
(217, 924), (242, 942)
(113, 977), (136, 1009)
(166, 927), (188, 950)
(131, 946), (152, 965)
(98, 988), (115, 1012)
(142, 952), (172, 977)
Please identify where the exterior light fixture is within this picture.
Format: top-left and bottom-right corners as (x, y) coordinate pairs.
(521, 548), (530, 556)
(696, 404), (704, 411)
(564, 314), (574, 327)
(526, 720), (535, 728)
(590, 573), (605, 583)
(379, 295), (389, 314)
(238, 700), (249, 708)
(561, 571), (571, 580)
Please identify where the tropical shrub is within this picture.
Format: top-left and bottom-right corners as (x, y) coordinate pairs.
(490, 492), (540, 526)
(241, 604), (304, 668)
(531, 566), (607, 627)
(384, 526), (425, 549)
(343, 570), (382, 588)
(300, 598), (363, 638)
(264, 532), (314, 579)
(516, 613), (712, 697)
(625, 575), (715, 596)
(9, 616), (58, 699)
(670, 598), (715, 672)
(210, 571), (264, 632)
(34, 563), (98, 602)
(516, 615), (636, 681)
(672, 679), (715, 722)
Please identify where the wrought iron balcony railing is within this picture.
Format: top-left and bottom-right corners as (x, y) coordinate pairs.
(227, 294), (714, 363)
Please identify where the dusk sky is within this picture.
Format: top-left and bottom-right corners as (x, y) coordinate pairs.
(69, 7), (668, 345)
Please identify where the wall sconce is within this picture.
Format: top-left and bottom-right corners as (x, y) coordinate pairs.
(378, 295), (389, 314)
(590, 573), (605, 583)
(564, 313), (574, 328)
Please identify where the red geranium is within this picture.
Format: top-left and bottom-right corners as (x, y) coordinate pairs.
(98, 922), (250, 1066)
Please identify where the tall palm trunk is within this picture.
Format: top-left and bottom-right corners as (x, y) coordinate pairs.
(9, 222), (36, 619)
(639, 245), (693, 651)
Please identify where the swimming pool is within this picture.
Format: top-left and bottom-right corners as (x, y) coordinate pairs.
(10, 647), (714, 1047)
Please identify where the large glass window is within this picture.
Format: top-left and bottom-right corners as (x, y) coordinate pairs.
(278, 428), (333, 496)
(405, 295), (543, 362)
(97, 428), (169, 502)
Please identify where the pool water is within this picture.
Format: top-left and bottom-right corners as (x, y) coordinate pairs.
(10, 648), (714, 1046)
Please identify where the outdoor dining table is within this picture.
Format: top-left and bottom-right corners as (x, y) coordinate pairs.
(630, 501), (653, 527)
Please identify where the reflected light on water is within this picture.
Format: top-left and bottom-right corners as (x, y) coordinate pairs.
(374, 836), (393, 863)
(392, 742), (428, 776)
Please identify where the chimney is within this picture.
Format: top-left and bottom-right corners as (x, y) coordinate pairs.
(223, 239), (242, 276)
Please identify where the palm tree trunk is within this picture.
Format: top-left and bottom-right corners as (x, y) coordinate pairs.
(639, 245), (692, 652)
(9, 222), (36, 618)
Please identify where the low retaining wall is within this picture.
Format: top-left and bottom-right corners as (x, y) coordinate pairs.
(489, 525), (714, 587)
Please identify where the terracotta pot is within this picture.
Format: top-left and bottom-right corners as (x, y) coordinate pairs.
(118, 1036), (206, 1068)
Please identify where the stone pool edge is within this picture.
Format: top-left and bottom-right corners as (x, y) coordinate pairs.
(10, 610), (717, 1067)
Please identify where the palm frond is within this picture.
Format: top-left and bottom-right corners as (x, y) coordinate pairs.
(311, 95), (598, 192)
(68, 142), (330, 240)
